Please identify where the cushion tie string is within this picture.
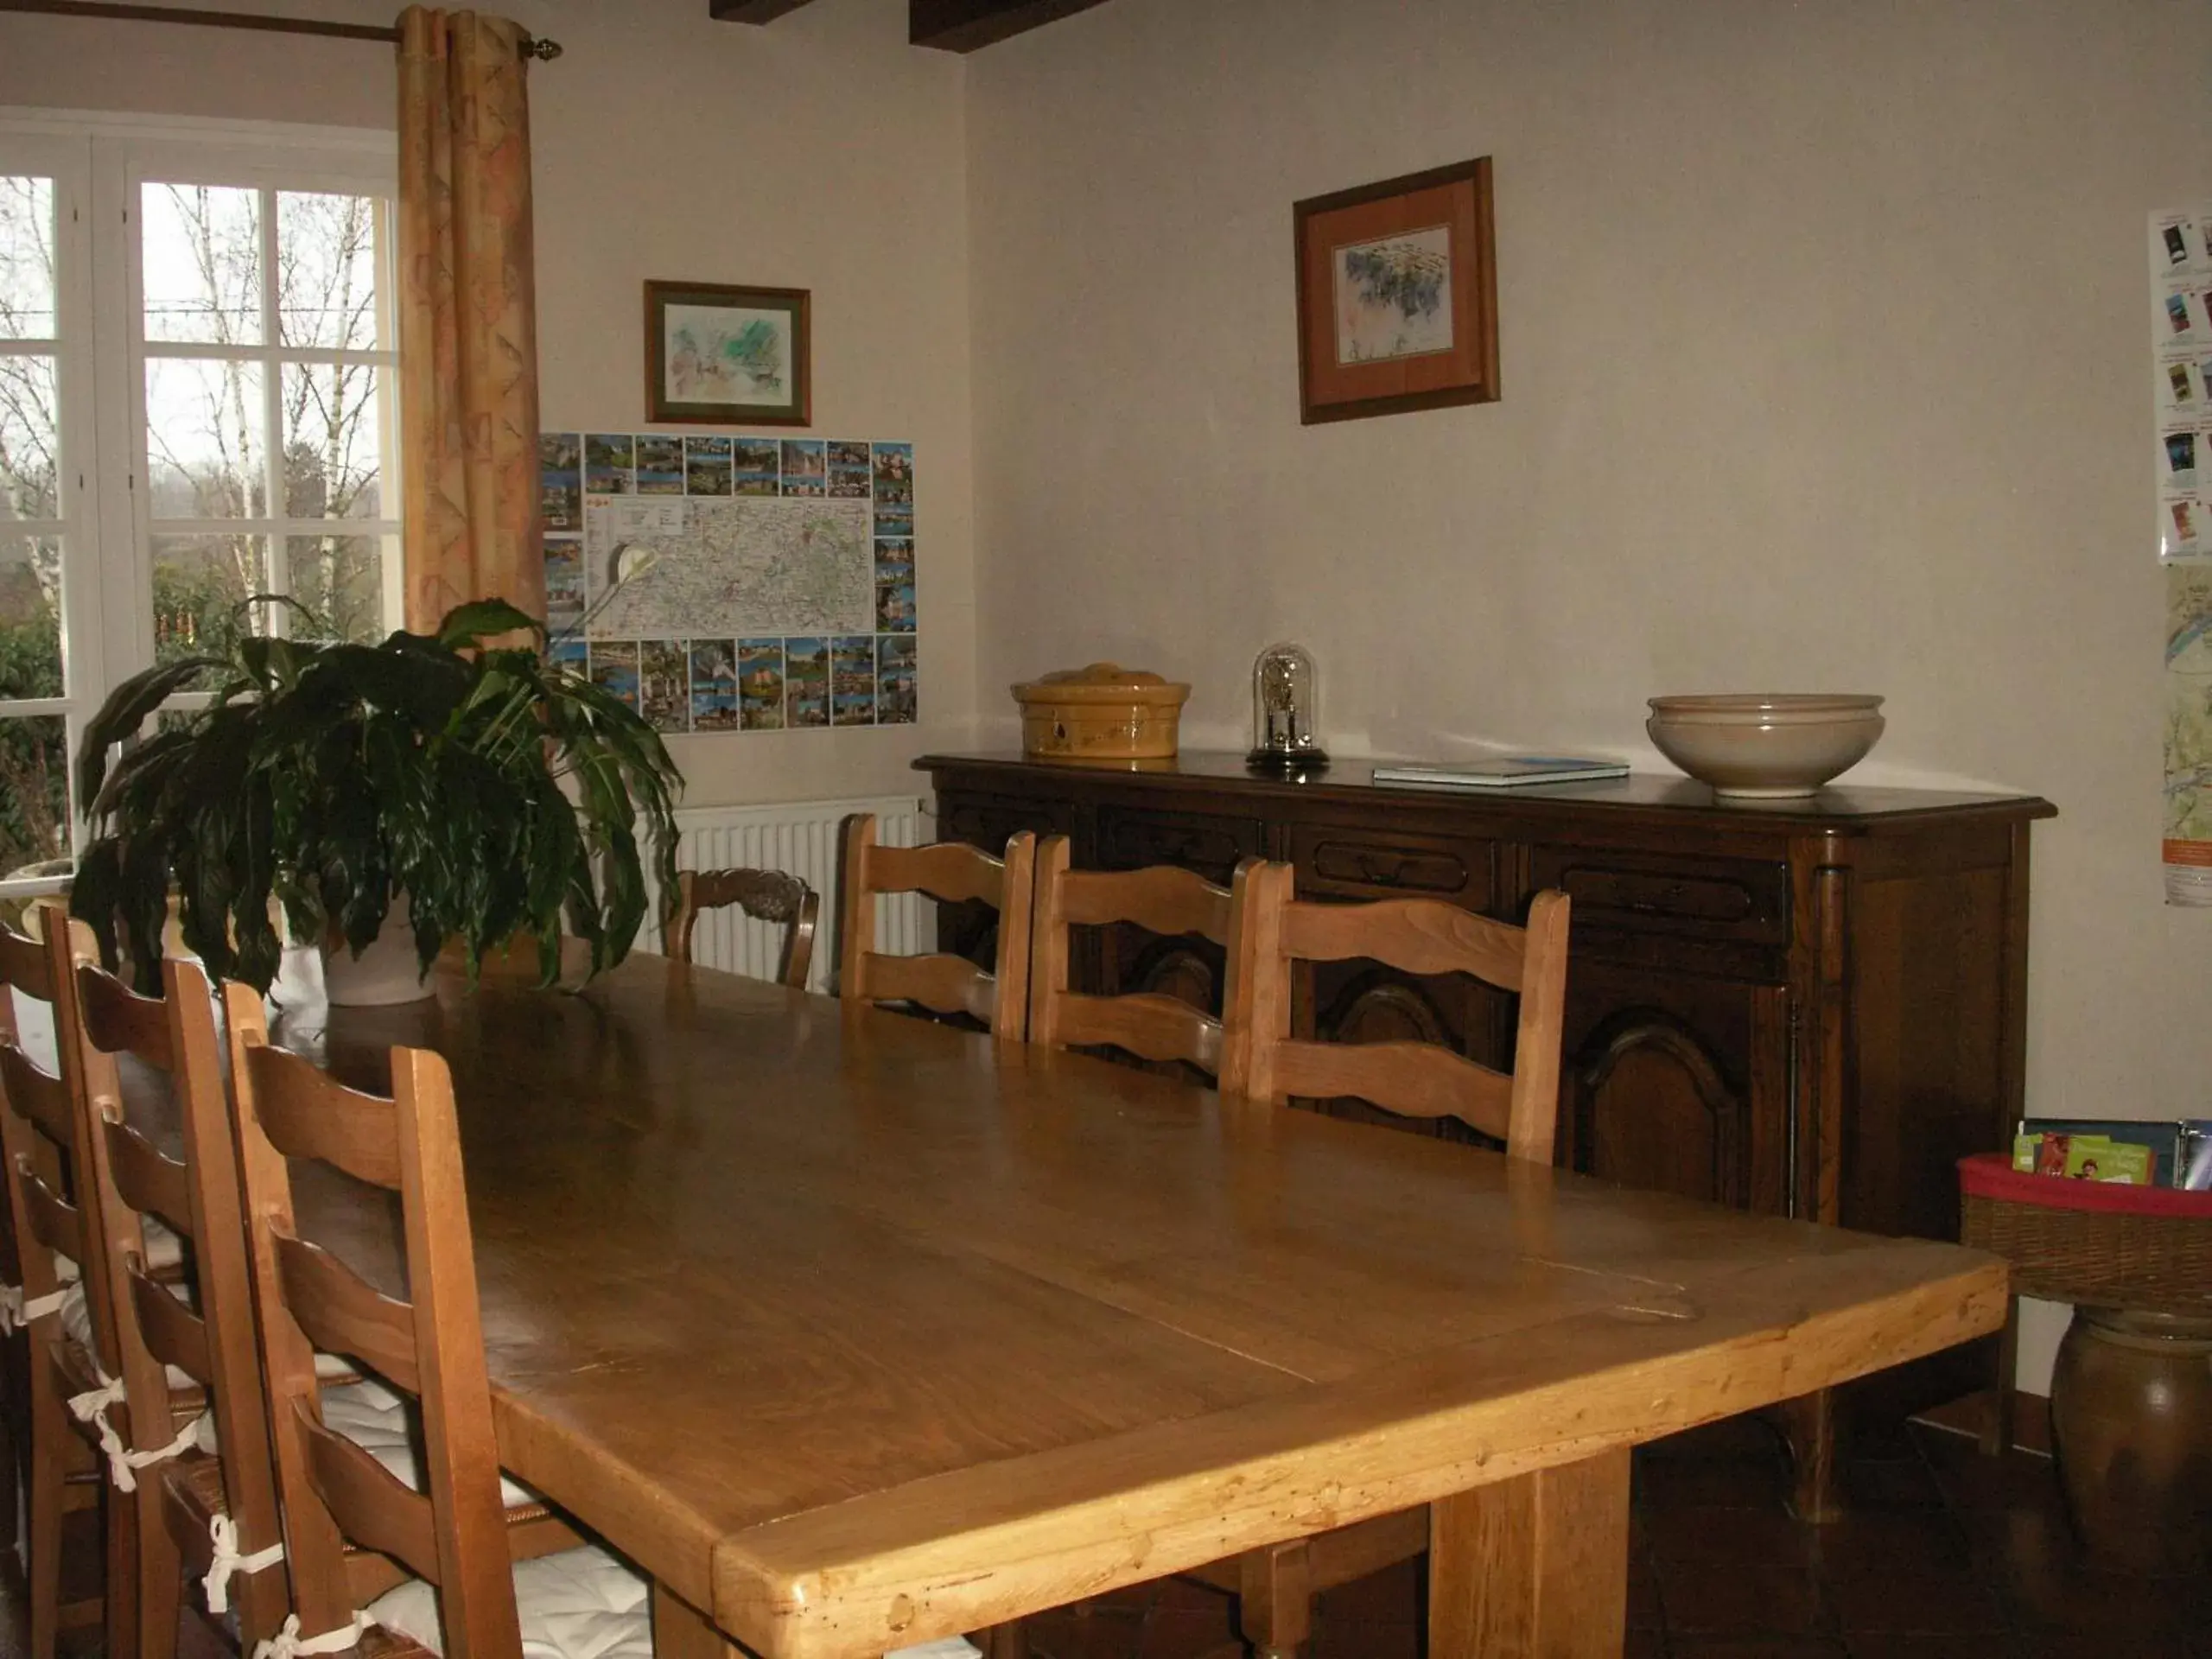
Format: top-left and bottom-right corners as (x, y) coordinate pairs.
(111, 1408), (216, 1492)
(65, 1372), (130, 1484)
(205, 1513), (286, 1615)
(251, 1610), (377, 1659)
(0, 1283), (67, 1334)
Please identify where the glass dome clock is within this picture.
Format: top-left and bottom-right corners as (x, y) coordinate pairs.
(1247, 641), (1328, 773)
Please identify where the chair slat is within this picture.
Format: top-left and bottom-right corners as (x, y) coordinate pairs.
(865, 841), (1007, 909)
(0, 1043), (78, 1151)
(1270, 1039), (1518, 1140)
(1277, 896), (1529, 989)
(296, 1406), (442, 1583)
(75, 966), (175, 1073)
(0, 924), (54, 1001)
(863, 952), (999, 1026)
(101, 1114), (196, 1237)
(1055, 991), (1224, 1074)
(1058, 865), (1233, 943)
(271, 1230), (422, 1395)
(128, 1263), (213, 1382)
(244, 1047), (406, 1190)
(15, 1161), (82, 1264)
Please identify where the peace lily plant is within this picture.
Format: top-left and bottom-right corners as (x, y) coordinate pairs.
(71, 598), (682, 999)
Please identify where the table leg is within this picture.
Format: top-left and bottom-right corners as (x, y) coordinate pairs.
(1981, 1294), (2020, 1457)
(1782, 1389), (1844, 1523)
(1428, 1446), (1629, 1659)
(652, 1580), (752, 1659)
(1236, 1535), (1312, 1659)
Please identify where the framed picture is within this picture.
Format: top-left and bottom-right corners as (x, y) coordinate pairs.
(644, 279), (811, 426)
(1293, 156), (1497, 424)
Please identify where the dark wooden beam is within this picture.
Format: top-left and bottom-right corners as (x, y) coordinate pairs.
(709, 0), (818, 23)
(909, 0), (1114, 53)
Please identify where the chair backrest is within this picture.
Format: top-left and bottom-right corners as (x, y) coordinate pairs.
(67, 945), (290, 1642)
(1027, 836), (1252, 1077)
(664, 868), (820, 988)
(1223, 863), (1573, 1162)
(225, 984), (523, 1659)
(0, 908), (126, 1375)
(836, 814), (1037, 1039)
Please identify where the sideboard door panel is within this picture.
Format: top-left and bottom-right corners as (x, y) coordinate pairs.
(1563, 968), (1792, 1214)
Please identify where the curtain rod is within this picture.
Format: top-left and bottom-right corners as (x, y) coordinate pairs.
(0, 1), (563, 60)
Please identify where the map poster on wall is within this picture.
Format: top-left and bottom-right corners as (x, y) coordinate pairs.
(538, 431), (918, 735)
(2155, 211), (2212, 903)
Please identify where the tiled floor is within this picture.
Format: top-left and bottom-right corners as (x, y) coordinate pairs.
(2, 1415), (2203, 1658)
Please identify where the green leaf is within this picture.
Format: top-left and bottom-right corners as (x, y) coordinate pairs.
(70, 597), (683, 995)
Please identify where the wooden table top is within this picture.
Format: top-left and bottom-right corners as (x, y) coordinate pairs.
(245, 956), (2004, 1658)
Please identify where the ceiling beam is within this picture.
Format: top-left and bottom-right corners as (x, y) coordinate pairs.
(709, 0), (818, 23)
(909, 0), (1114, 53)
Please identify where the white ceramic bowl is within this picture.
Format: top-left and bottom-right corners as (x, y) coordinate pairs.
(1646, 694), (1885, 798)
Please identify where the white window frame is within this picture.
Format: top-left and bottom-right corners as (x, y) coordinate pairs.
(0, 109), (400, 892)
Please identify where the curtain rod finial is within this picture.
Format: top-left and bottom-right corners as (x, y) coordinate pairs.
(520, 35), (563, 61)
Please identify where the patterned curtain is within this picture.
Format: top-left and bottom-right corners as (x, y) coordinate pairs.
(396, 7), (542, 631)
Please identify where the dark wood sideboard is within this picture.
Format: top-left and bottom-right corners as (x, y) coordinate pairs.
(918, 751), (2055, 1511)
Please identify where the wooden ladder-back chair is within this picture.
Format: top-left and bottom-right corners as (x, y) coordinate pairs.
(66, 947), (293, 1659)
(223, 985), (652, 1659)
(836, 815), (1037, 1038)
(1204, 864), (1573, 1659)
(1025, 836), (1252, 1077)
(664, 868), (820, 988)
(0, 908), (143, 1659)
(1224, 863), (1573, 1161)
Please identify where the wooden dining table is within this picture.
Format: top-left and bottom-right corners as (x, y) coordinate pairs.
(251, 952), (2005, 1659)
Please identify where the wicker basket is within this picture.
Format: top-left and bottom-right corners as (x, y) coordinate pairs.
(1957, 1154), (2212, 1314)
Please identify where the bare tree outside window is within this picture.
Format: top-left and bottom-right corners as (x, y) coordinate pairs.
(143, 182), (393, 662)
(0, 174), (67, 874)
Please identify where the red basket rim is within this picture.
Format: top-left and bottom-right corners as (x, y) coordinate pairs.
(1957, 1152), (2212, 1217)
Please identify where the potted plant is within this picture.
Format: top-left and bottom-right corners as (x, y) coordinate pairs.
(71, 599), (682, 1003)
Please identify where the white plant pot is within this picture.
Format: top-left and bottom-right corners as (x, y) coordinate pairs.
(321, 893), (436, 1007)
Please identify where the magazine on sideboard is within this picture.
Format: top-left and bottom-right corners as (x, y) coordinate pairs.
(1370, 755), (1630, 790)
(2012, 1118), (2212, 1188)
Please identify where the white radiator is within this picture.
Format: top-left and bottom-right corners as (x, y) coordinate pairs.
(644, 794), (930, 992)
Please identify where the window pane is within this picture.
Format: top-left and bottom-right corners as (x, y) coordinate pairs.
(146, 358), (265, 518)
(0, 353), (59, 519)
(0, 536), (62, 699)
(277, 192), (380, 351)
(285, 533), (385, 644)
(152, 531), (265, 663)
(0, 715), (68, 874)
(283, 363), (382, 518)
(141, 182), (261, 345)
(0, 176), (55, 341)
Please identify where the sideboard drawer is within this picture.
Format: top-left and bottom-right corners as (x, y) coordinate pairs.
(938, 791), (1078, 854)
(1287, 823), (1496, 908)
(1096, 805), (1264, 884)
(1529, 847), (1789, 946)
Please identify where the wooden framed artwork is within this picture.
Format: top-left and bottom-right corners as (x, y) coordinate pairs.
(1293, 156), (1498, 424)
(644, 279), (812, 426)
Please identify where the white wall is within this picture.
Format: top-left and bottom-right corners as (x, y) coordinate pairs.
(0, 0), (976, 807)
(964, 0), (2212, 1389)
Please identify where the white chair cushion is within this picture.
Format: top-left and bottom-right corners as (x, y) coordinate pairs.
(321, 1379), (542, 1510)
(367, 1545), (650, 1659)
(142, 1217), (185, 1271)
(366, 1546), (979, 1659)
